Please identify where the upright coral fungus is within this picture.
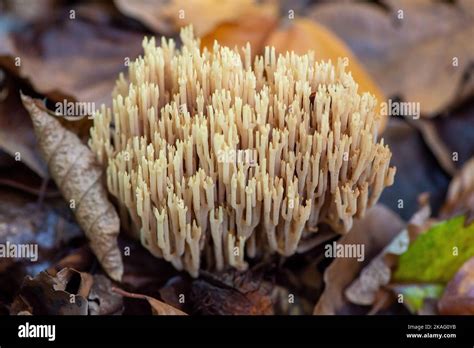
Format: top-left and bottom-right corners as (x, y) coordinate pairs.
(90, 26), (395, 277)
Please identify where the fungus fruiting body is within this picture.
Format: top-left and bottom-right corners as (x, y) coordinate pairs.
(90, 26), (395, 277)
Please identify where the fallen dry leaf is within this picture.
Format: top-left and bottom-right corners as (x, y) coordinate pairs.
(191, 270), (274, 315)
(266, 17), (387, 131)
(88, 274), (123, 315)
(440, 157), (474, 225)
(0, 71), (47, 177)
(200, 0), (278, 55)
(314, 204), (404, 315)
(21, 95), (123, 281)
(0, 187), (82, 275)
(11, 268), (122, 315)
(115, 0), (256, 38)
(0, 11), (144, 107)
(345, 197), (431, 307)
(48, 246), (94, 275)
(113, 287), (187, 315)
(11, 268), (91, 315)
(310, 0), (474, 116)
(438, 256), (474, 315)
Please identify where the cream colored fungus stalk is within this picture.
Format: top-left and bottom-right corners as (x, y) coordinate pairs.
(90, 26), (395, 277)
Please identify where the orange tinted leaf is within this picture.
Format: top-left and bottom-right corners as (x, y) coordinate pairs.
(116, 0), (255, 37)
(266, 18), (387, 132)
(201, 2), (278, 55)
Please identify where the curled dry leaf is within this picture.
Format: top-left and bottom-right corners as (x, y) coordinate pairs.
(438, 256), (474, 315)
(11, 268), (122, 315)
(310, 0), (474, 116)
(11, 268), (91, 315)
(21, 95), (123, 281)
(265, 18), (387, 132)
(313, 205), (405, 315)
(112, 287), (187, 315)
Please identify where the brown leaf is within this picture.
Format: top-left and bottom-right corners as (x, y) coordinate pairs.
(11, 268), (90, 315)
(112, 287), (187, 315)
(88, 274), (123, 315)
(21, 95), (123, 281)
(438, 256), (474, 315)
(48, 246), (94, 275)
(191, 269), (274, 315)
(115, 0), (256, 37)
(12, 268), (122, 315)
(0, 11), (144, 107)
(345, 197), (431, 307)
(0, 71), (47, 177)
(440, 157), (474, 225)
(310, 0), (474, 116)
(314, 204), (404, 315)
(0, 187), (83, 275)
(200, 1), (278, 55)
(159, 275), (192, 313)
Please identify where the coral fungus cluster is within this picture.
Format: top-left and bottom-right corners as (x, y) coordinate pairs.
(90, 26), (395, 277)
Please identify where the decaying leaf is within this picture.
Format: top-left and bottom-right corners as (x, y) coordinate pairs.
(11, 268), (122, 315)
(266, 18), (387, 132)
(0, 187), (82, 275)
(190, 270), (274, 315)
(88, 274), (123, 315)
(438, 256), (474, 315)
(310, 0), (474, 116)
(0, 72), (47, 177)
(11, 268), (91, 315)
(21, 95), (123, 281)
(314, 205), (405, 315)
(0, 12), (144, 107)
(345, 196), (431, 306)
(112, 287), (187, 315)
(393, 215), (474, 283)
(440, 157), (474, 225)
